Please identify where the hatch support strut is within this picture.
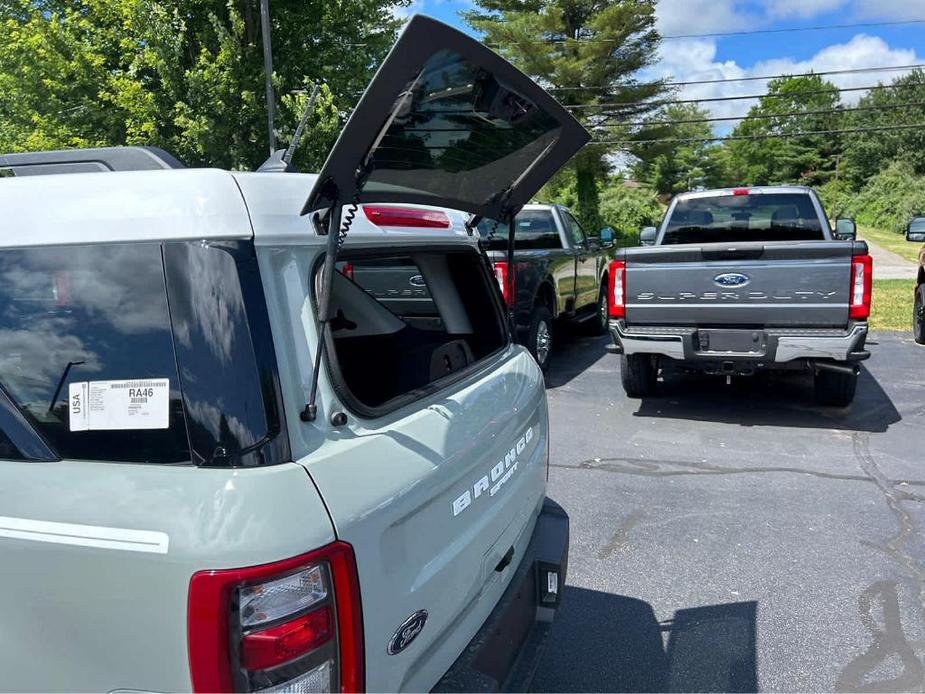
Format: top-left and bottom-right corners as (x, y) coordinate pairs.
(302, 200), (344, 422)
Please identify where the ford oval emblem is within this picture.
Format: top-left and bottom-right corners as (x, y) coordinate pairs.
(713, 272), (750, 288)
(408, 274), (427, 287)
(388, 610), (428, 655)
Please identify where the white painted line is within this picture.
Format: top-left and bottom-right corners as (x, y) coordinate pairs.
(0, 516), (169, 554)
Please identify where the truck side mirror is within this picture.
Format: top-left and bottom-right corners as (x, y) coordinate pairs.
(599, 227), (615, 246)
(834, 217), (856, 241)
(640, 226), (657, 246)
(906, 217), (925, 243)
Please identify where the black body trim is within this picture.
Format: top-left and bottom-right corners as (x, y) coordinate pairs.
(0, 146), (185, 176)
(434, 497), (570, 693)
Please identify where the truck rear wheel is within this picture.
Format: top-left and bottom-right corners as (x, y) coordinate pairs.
(588, 282), (609, 335)
(914, 285), (925, 345)
(621, 354), (656, 397)
(527, 306), (553, 371)
(814, 367), (858, 407)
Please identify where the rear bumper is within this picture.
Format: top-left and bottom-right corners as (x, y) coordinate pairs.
(433, 497), (569, 693)
(609, 320), (870, 364)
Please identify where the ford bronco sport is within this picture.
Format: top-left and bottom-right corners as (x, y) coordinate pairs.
(0, 16), (588, 692)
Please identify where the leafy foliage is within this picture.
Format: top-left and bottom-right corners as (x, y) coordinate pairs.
(841, 70), (925, 188)
(841, 160), (925, 235)
(723, 75), (842, 186)
(0, 0), (407, 170)
(630, 104), (725, 194)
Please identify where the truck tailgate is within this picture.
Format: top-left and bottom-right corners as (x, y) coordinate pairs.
(625, 241), (856, 328)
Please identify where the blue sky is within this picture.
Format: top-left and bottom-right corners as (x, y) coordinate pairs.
(400, 0), (925, 132)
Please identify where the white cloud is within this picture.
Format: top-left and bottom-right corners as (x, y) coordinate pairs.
(852, 0), (925, 20)
(655, 0), (757, 37)
(763, 0), (848, 19)
(643, 33), (921, 134)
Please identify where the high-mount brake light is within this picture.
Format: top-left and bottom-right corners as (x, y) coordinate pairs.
(188, 542), (364, 694)
(732, 188), (750, 196)
(849, 253), (873, 320)
(362, 205), (451, 229)
(608, 260), (626, 318)
(493, 261), (514, 306)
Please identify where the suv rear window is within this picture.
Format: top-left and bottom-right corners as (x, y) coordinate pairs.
(477, 209), (562, 250)
(663, 193), (826, 245)
(0, 241), (287, 466)
(0, 243), (189, 462)
(322, 249), (507, 415)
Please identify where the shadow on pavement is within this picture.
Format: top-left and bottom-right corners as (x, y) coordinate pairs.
(532, 587), (757, 693)
(631, 364), (901, 433)
(544, 333), (613, 389)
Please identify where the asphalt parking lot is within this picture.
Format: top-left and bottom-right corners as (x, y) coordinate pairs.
(532, 331), (925, 693)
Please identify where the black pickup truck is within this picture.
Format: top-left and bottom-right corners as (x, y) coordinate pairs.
(479, 204), (616, 369)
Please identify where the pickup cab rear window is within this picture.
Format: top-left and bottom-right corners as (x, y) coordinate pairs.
(477, 209), (561, 250)
(321, 249), (508, 416)
(663, 193), (826, 245)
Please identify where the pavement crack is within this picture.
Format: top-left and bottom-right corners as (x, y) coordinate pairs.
(835, 581), (924, 692)
(550, 457), (925, 487)
(834, 434), (925, 691)
(598, 509), (644, 559)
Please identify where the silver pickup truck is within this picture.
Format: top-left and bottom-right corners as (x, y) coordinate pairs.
(608, 186), (873, 407)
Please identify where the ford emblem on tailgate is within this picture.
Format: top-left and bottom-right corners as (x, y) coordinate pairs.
(388, 610), (428, 655)
(713, 272), (750, 288)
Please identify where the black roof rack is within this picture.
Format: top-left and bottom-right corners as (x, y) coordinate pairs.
(0, 146), (185, 177)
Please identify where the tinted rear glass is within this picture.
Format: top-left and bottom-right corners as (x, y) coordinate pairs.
(362, 49), (561, 206)
(663, 193), (826, 245)
(478, 209), (561, 250)
(0, 243), (189, 463)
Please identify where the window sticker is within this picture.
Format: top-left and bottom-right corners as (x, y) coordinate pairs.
(68, 379), (170, 431)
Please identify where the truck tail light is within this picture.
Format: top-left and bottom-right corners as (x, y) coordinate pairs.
(493, 261), (514, 306)
(339, 263), (354, 281)
(849, 253), (873, 320)
(188, 542), (364, 694)
(363, 205), (450, 229)
(608, 260), (626, 318)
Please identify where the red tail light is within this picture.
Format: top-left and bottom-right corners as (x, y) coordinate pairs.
(493, 261), (514, 306)
(850, 253), (873, 320)
(732, 188), (750, 196)
(363, 205), (450, 229)
(608, 260), (626, 318)
(340, 263), (354, 281)
(188, 542), (364, 693)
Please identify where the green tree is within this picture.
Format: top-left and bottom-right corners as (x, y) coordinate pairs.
(0, 0), (406, 169)
(842, 70), (925, 187)
(463, 0), (666, 231)
(630, 104), (725, 194)
(598, 180), (662, 243)
(724, 74), (843, 186)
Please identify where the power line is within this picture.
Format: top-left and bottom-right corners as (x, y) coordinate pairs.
(660, 17), (925, 40)
(595, 122), (925, 146)
(485, 18), (925, 46)
(548, 62), (925, 91)
(611, 100), (925, 128)
(565, 80), (925, 110)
